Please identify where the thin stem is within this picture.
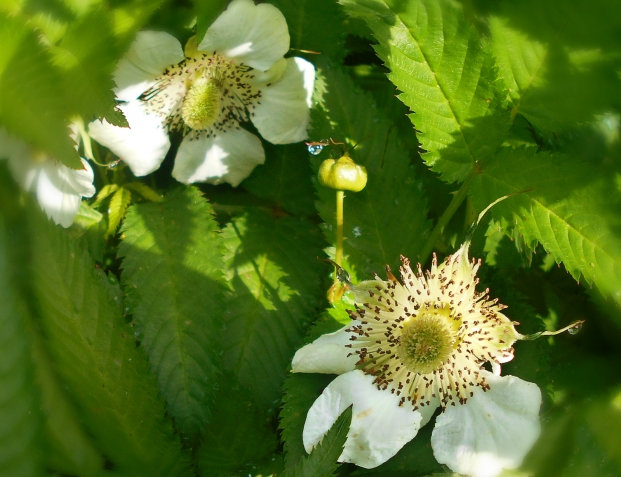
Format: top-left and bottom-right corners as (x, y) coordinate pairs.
(519, 320), (585, 341)
(335, 190), (345, 284)
(417, 168), (478, 264)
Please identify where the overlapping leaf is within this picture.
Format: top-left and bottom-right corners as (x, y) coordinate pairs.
(470, 147), (621, 307)
(119, 187), (227, 437)
(341, 0), (509, 183)
(311, 60), (431, 275)
(221, 210), (325, 408)
(28, 207), (191, 476)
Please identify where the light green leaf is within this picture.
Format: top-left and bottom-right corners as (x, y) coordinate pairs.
(106, 186), (131, 238)
(66, 202), (106, 262)
(118, 187), (227, 438)
(113, 0), (166, 43)
(27, 206), (192, 476)
(0, 219), (44, 477)
(283, 406), (352, 477)
(0, 13), (81, 169)
(243, 142), (316, 216)
(91, 184), (120, 209)
(311, 61), (431, 275)
(51, 8), (126, 125)
(124, 182), (164, 203)
(340, 0), (509, 183)
(470, 147), (621, 307)
(192, 0), (228, 43)
(196, 379), (279, 476)
(270, 0), (346, 60)
(489, 0), (621, 131)
(221, 210), (325, 408)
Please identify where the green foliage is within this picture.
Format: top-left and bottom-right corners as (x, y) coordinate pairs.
(27, 205), (192, 476)
(106, 186), (131, 238)
(119, 187), (227, 438)
(283, 406), (352, 477)
(0, 13), (81, 169)
(0, 220), (43, 477)
(311, 60), (431, 274)
(192, 0), (228, 43)
(270, 0), (346, 61)
(470, 147), (621, 307)
(221, 210), (326, 408)
(341, 0), (509, 183)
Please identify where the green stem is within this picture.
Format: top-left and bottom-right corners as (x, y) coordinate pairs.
(418, 168), (478, 264)
(335, 190), (344, 284)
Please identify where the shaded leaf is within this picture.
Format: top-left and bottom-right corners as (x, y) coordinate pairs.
(221, 210), (325, 408)
(119, 187), (227, 438)
(192, 0), (228, 43)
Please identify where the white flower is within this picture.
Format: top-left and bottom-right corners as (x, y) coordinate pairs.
(292, 244), (542, 477)
(0, 128), (95, 228)
(89, 0), (315, 187)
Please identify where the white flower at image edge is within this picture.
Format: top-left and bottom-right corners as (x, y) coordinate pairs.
(0, 129), (95, 228)
(89, 0), (315, 187)
(292, 244), (542, 477)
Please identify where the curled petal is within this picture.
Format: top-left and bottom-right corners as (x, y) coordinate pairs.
(89, 101), (170, 177)
(172, 128), (265, 186)
(115, 31), (184, 101)
(291, 326), (357, 375)
(250, 57), (314, 145)
(431, 372), (541, 477)
(198, 0), (289, 71)
(304, 370), (423, 469)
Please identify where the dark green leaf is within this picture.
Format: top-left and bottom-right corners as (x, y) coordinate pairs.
(28, 206), (192, 476)
(221, 210), (326, 408)
(283, 406), (352, 477)
(311, 60), (431, 276)
(119, 186), (227, 438)
(341, 0), (509, 183)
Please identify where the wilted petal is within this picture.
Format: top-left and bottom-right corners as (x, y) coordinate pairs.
(250, 57), (314, 144)
(172, 128), (264, 186)
(431, 372), (541, 477)
(89, 101), (170, 177)
(115, 31), (184, 101)
(198, 0), (289, 71)
(304, 370), (423, 469)
(291, 326), (357, 375)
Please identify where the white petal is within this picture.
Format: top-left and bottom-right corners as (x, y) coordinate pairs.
(303, 370), (423, 469)
(172, 128), (265, 186)
(0, 130), (39, 191)
(88, 101), (170, 177)
(431, 372), (542, 477)
(36, 159), (95, 228)
(198, 0), (289, 71)
(250, 57), (313, 144)
(115, 31), (184, 101)
(291, 326), (357, 375)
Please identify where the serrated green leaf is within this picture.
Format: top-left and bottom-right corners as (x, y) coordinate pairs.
(283, 406), (352, 477)
(243, 142), (316, 216)
(27, 205), (192, 476)
(489, 0), (621, 131)
(124, 182), (164, 203)
(270, 0), (346, 61)
(470, 147), (621, 307)
(192, 0), (228, 43)
(51, 8), (126, 125)
(221, 210), (325, 408)
(0, 219), (44, 477)
(196, 378), (279, 476)
(0, 13), (81, 169)
(66, 202), (106, 262)
(341, 0), (509, 183)
(106, 186), (131, 238)
(92, 184), (120, 209)
(113, 0), (165, 43)
(310, 61), (431, 276)
(118, 186), (227, 438)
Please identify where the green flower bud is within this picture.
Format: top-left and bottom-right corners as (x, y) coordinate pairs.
(318, 154), (367, 192)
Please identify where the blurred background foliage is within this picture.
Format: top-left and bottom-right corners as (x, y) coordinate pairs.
(0, 0), (620, 476)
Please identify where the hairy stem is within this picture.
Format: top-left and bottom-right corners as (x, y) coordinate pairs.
(335, 190), (345, 284)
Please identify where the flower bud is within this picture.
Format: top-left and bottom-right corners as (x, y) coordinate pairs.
(318, 154), (367, 192)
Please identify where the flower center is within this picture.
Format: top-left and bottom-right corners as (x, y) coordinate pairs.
(181, 79), (222, 130)
(398, 311), (456, 375)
